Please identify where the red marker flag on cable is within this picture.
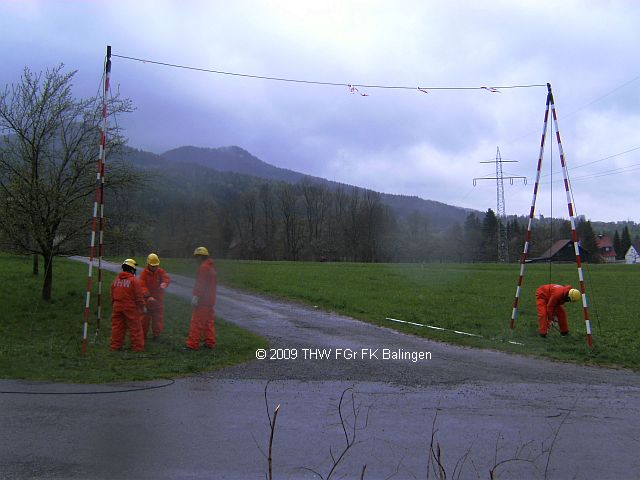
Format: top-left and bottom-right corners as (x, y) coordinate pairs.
(347, 84), (368, 96)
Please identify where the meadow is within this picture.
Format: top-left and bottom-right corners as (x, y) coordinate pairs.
(161, 257), (640, 370)
(0, 253), (267, 383)
(2, 252), (638, 385)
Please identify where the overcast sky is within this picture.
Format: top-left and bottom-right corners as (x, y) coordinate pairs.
(2, 0), (639, 223)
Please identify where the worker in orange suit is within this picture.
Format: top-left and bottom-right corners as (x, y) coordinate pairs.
(140, 253), (171, 341)
(185, 246), (217, 350)
(110, 258), (146, 352)
(535, 284), (581, 337)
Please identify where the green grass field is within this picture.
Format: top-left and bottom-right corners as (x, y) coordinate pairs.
(0, 253), (267, 383)
(3, 253), (638, 384)
(159, 257), (640, 370)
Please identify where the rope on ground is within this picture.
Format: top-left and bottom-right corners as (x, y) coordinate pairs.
(0, 378), (175, 395)
(385, 317), (525, 346)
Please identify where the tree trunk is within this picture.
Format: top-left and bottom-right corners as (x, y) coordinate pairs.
(32, 254), (39, 275)
(42, 254), (53, 301)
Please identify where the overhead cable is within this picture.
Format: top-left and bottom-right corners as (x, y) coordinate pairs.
(538, 144), (640, 179)
(111, 53), (546, 93)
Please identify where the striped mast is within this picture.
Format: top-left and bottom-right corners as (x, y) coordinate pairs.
(548, 83), (593, 347)
(510, 85), (552, 328)
(82, 45), (111, 355)
(95, 46), (112, 339)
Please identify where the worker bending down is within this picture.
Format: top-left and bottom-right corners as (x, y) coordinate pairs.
(140, 253), (171, 341)
(185, 247), (217, 350)
(111, 258), (146, 352)
(535, 284), (581, 337)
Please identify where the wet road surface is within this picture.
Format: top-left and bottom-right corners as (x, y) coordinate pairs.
(1, 258), (639, 479)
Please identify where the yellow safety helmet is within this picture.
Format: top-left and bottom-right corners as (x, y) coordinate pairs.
(193, 246), (209, 257)
(147, 253), (160, 266)
(568, 288), (581, 302)
(122, 258), (138, 269)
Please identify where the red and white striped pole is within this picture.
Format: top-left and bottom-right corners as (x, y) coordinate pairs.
(82, 45), (111, 355)
(95, 46), (112, 339)
(510, 87), (551, 329)
(547, 83), (593, 347)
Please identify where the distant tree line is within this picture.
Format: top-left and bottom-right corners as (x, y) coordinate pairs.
(112, 173), (620, 265)
(125, 179), (396, 262)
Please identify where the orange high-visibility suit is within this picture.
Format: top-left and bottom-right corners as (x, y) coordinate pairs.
(140, 266), (171, 338)
(186, 258), (217, 349)
(535, 284), (573, 336)
(110, 271), (146, 352)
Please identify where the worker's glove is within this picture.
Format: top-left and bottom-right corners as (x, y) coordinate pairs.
(160, 282), (168, 289)
(142, 306), (148, 314)
(191, 296), (199, 307)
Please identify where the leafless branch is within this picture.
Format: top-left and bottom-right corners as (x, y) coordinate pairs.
(261, 381), (282, 480)
(268, 404), (281, 480)
(427, 409), (447, 480)
(543, 409), (572, 480)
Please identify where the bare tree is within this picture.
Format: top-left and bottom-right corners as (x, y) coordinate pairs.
(0, 64), (137, 300)
(345, 187), (362, 261)
(239, 189), (260, 258)
(278, 183), (303, 260)
(328, 185), (349, 261)
(301, 179), (329, 260)
(259, 183), (277, 260)
(360, 190), (386, 262)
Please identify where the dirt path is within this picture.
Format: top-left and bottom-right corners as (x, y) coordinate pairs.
(1, 257), (639, 479)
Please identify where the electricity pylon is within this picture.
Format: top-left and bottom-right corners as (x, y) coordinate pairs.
(473, 147), (526, 262)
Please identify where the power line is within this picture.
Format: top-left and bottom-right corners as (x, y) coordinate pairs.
(538, 145), (640, 180)
(501, 72), (640, 147)
(515, 162), (640, 190)
(558, 73), (640, 120)
(111, 53), (546, 92)
(569, 162), (640, 181)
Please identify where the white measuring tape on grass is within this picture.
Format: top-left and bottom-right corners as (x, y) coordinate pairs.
(385, 317), (525, 346)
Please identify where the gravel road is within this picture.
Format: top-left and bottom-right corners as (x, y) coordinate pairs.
(1, 257), (639, 479)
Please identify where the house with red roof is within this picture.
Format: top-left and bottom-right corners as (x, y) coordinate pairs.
(596, 235), (617, 263)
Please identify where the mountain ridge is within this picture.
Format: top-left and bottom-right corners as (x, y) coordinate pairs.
(124, 144), (474, 229)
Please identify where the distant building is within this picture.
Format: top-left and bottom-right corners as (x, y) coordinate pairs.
(527, 239), (589, 263)
(596, 235), (617, 263)
(625, 245), (640, 264)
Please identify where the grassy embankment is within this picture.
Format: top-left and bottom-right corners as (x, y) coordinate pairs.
(0, 253), (267, 383)
(160, 257), (640, 370)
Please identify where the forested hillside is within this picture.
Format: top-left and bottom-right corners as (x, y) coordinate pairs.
(125, 146), (472, 228)
(101, 145), (637, 263)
